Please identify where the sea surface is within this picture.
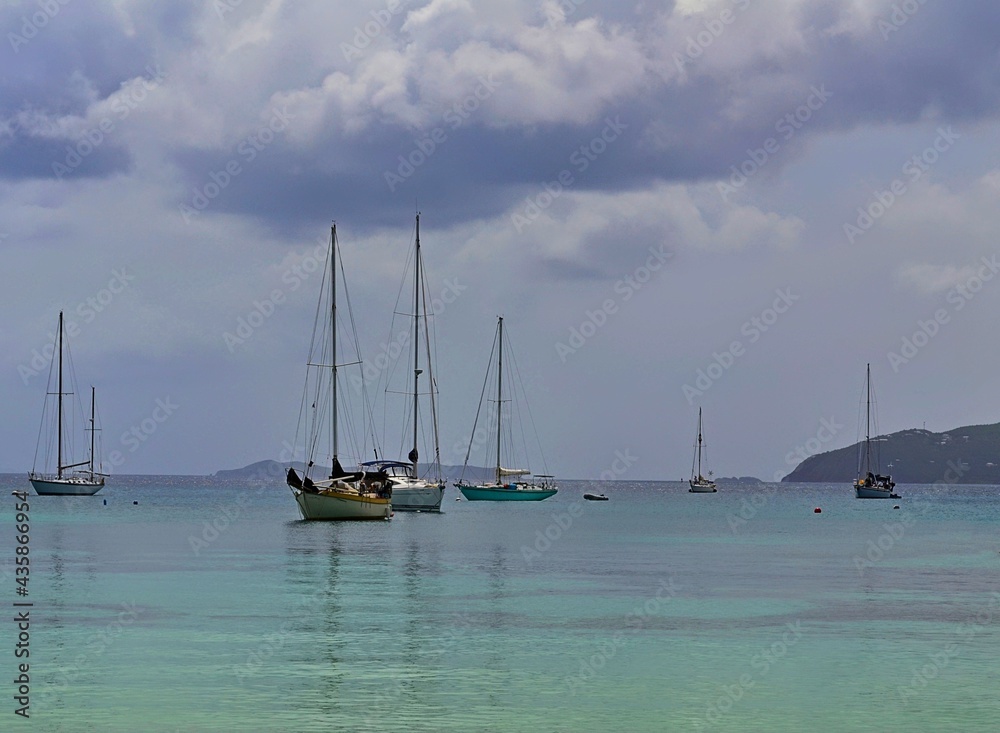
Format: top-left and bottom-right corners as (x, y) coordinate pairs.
(2, 474), (998, 732)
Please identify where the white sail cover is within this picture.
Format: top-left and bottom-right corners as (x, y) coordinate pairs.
(499, 467), (530, 476)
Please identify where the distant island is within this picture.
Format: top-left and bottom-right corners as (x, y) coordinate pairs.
(716, 476), (764, 484)
(783, 423), (1000, 484)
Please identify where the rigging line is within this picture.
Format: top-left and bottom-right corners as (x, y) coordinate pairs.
(420, 257), (442, 481)
(507, 329), (549, 476)
(32, 325), (61, 473)
(376, 241), (414, 402)
(459, 322), (499, 482)
(371, 226), (419, 461)
(507, 345), (532, 473)
(295, 237), (333, 474)
(336, 236), (374, 465)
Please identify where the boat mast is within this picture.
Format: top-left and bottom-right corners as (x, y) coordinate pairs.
(411, 213), (421, 473)
(864, 362), (872, 475)
(57, 310), (64, 479)
(89, 386), (96, 477)
(330, 223), (338, 477)
(697, 408), (703, 479)
(496, 316), (503, 485)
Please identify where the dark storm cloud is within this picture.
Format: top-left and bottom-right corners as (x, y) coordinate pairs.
(156, 1), (1000, 234)
(0, 1), (195, 180)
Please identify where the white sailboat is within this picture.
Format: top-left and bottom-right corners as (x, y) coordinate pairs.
(285, 223), (392, 520)
(456, 317), (558, 501)
(29, 311), (105, 496)
(688, 407), (717, 493)
(364, 213), (445, 512)
(853, 363), (899, 499)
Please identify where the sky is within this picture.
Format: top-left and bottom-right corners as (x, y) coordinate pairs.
(2, 0), (1000, 480)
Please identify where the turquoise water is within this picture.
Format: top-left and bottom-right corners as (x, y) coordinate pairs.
(2, 475), (999, 732)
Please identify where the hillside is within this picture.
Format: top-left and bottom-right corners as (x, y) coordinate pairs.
(782, 423), (1000, 484)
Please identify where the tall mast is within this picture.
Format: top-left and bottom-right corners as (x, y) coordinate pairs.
(57, 310), (64, 478)
(411, 213), (422, 471)
(697, 408), (703, 478)
(89, 386), (96, 476)
(330, 223), (338, 476)
(496, 316), (503, 484)
(865, 362), (871, 473)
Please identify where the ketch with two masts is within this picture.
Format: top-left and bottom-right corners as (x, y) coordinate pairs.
(29, 311), (105, 496)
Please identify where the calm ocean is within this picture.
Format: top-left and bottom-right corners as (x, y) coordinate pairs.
(2, 475), (998, 732)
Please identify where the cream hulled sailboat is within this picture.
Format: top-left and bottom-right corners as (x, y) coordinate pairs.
(285, 223), (392, 520)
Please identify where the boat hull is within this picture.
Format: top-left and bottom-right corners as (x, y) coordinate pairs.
(391, 483), (445, 512)
(293, 490), (391, 520)
(854, 482), (899, 499)
(688, 480), (717, 493)
(29, 476), (104, 496)
(457, 484), (557, 501)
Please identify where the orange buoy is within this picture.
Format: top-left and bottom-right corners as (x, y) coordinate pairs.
(814, 507), (822, 513)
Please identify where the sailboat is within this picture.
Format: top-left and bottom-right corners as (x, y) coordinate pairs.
(688, 407), (717, 493)
(29, 311), (105, 496)
(362, 213), (445, 512)
(455, 317), (558, 501)
(853, 363), (899, 499)
(285, 223), (392, 520)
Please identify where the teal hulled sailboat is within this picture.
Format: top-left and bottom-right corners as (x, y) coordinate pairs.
(455, 317), (557, 502)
